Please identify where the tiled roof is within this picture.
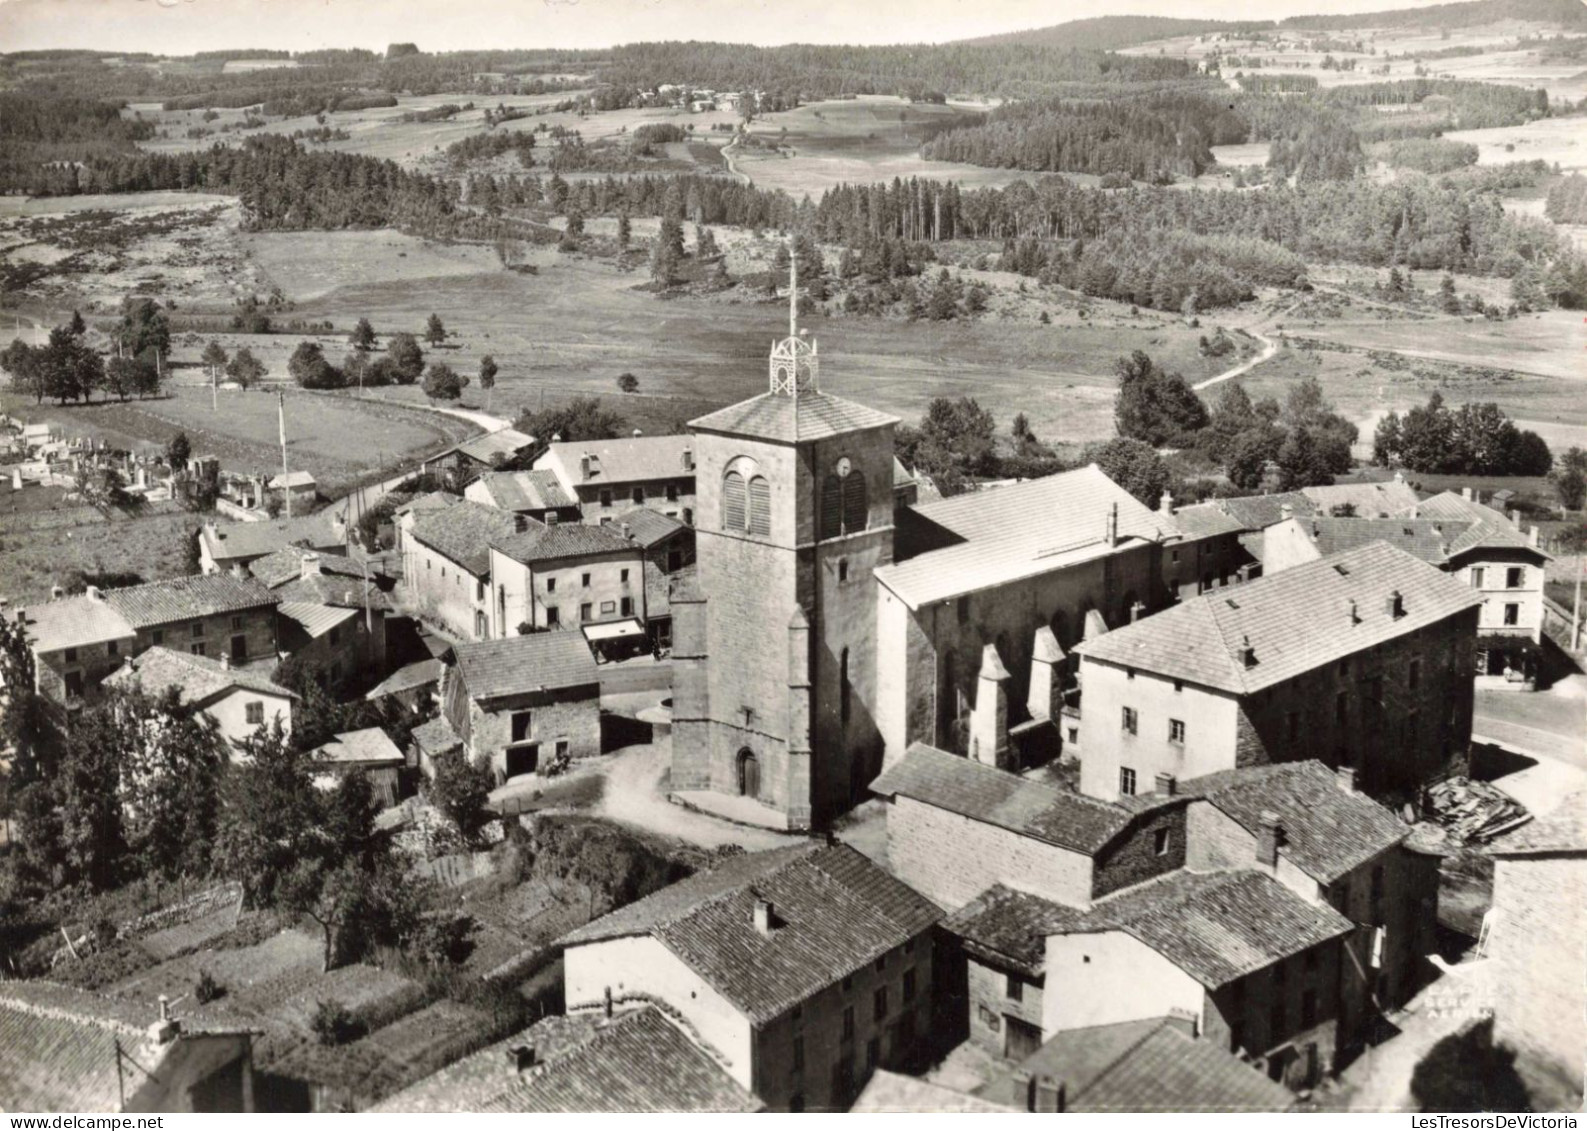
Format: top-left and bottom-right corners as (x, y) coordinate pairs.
(614, 506), (686, 548)
(1282, 516), (1472, 566)
(411, 714), (462, 757)
(469, 469), (576, 513)
(392, 490), (460, 518)
(277, 601), (359, 640)
(102, 573), (277, 629)
(314, 727), (405, 766)
(410, 500), (520, 575)
(104, 646), (296, 707)
(1489, 790), (1587, 856)
(491, 520), (635, 566)
(273, 572), (390, 611)
(482, 1009), (759, 1113)
(1171, 503), (1247, 539)
(1301, 480), (1421, 518)
(559, 843), (942, 1023)
(854, 1070), (1014, 1113)
(268, 470), (316, 490)
(453, 631), (599, 700)
(448, 427), (538, 464)
(249, 547), (369, 589)
(876, 466), (1181, 608)
(982, 1017), (1293, 1112)
(871, 742), (1132, 854)
(201, 512), (344, 562)
(542, 434), (694, 485)
(1075, 542), (1484, 694)
(365, 658), (445, 700)
(1071, 869), (1354, 988)
(689, 391), (898, 444)
(0, 982), (155, 1112)
(13, 596), (135, 654)
(1172, 761), (1410, 884)
(942, 884), (1083, 977)
(1210, 492), (1314, 531)
(1413, 492), (1551, 560)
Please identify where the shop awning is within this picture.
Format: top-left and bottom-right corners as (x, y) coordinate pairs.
(583, 618), (645, 643)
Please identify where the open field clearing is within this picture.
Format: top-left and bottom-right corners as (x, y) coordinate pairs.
(1445, 114), (1587, 171)
(1506, 196), (1587, 250)
(243, 229), (503, 300)
(0, 508), (203, 602)
(1293, 306), (1586, 382)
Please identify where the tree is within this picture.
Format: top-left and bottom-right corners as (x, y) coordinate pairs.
(422, 362), (467, 401)
(1551, 447), (1587, 511)
(104, 356), (147, 403)
(74, 463), (134, 512)
(288, 341), (342, 389)
(914, 396), (997, 484)
(1372, 411), (1402, 467)
(68, 310), (86, 338)
(216, 721), (325, 907)
(117, 297), (170, 366)
(2, 340), (44, 403)
(1113, 350), (1208, 447)
(424, 313), (447, 347)
(429, 748), (495, 846)
(116, 688), (226, 879)
(479, 354), (498, 409)
(516, 395), (628, 446)
(616, 372), (639, 393)
(1276, 426), (1336, 490)
(616, 211), (631, 250)
(564, 208), (585, 238)
(39, 326), (103, 404)
(201, 340), (229, 385)
(694, 223), (719, 259)
(226, 347), (265, 390)
(56, 705), (129, 891)
(1227, 427), (1280, 490)
(167, 431), (192, 471)
(348, 317), (377, 354)
(1439, 272), (1460, 314)
(1205, 381), (1258, 461)
(650, 216), (685, 286)
(1090, 437), (1171, 507)
(386, 333), (425, 384)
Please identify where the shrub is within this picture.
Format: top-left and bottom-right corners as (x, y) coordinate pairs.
(194, 970), (225, 1003)
(311, 999), (366, 1046)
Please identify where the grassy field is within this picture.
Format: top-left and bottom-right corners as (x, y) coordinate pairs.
(1445, 115), (1587, 172)
(0, 506), (202, 602)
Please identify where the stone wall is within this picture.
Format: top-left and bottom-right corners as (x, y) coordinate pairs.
(966, 956), (1044, 1057)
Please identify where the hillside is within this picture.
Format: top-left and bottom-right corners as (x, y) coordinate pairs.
(956, 15), (1276, 51)
(1281, 0), (1587, 31)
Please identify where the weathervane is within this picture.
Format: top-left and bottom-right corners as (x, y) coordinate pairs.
(769, 236), (817, 398)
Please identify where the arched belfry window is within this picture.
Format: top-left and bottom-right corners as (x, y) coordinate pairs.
(723, 457), (771, 537)
(819, 456), (868, 540)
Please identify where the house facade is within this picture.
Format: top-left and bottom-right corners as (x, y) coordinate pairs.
(10, 591), (138, 706)
(102, 574), (280, 668)
(534, 434), (697, 526)
(485, 519), (645, 639)
(405, 501), (520, 640)
(104, 646), (296, 746)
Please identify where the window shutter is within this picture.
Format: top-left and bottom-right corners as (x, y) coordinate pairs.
(748, 476), (771, 537)
(842, 471), (867, 534)
(820, 475), (843, 540)
(723, 471), (746, 531)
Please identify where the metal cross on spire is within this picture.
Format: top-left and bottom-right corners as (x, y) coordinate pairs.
(789, 236), (798, 338)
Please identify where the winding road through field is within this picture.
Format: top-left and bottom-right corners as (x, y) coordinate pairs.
(1192, 297), (1309, 392)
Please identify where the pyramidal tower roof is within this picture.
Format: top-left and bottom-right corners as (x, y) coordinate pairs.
(689, 242), (897, 444)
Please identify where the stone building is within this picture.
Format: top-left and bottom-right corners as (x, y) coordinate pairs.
(670, 290), (899, 830)
(104, 646), (297, 746)
(485, 518), (645, 639)
(406, 500), (520, 640)
(260, 552), (391, 684)
(616, 506), (695, 651)
(9, 590), (138, 707)
(556, 842), (942, 1112)
(463, 468), (581, 525)
(1073, 542), (1483, 801)
(102, 574), (280, 667)
(1486, 791), (1587, 1108)
(534, 433), (697, 526)
(442, 631), (601, 782)
(420, 427), (538, 488)
(198, 512), (346, 577)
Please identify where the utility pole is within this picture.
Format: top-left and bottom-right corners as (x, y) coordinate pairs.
(1573, 549), (1582, 652)
(278, 390), (291, 519)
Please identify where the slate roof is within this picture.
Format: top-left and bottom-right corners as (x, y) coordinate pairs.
(104, 646), (296, 707)
(1209, 491), (1314, 531)
(446, 427), (537, 465)
(1413, 492), (1551, 560)
(1069, 869), (1354, 989)
(392, 490), (460, 518)
(268, 470), (316, 490)
(453, 631), (599, 700)
(469, 469), (576, 512)
(0, 983), (159, 1112)
(201, 512), (344, 563)
(1170, 503), (1247, 539)
(876, 466), (1181, 608)
(102, 573), (278, 629)
(558, 843), (942, 1024)
(1488, 790), (1587, 857)
(365, 658), (445, 701)
(981, 1017), (1294, 1112)
(1281, 516), (1473, 566)
(411, 714), (462, 757)
(615, 506), (686, 548)
(854, 1070), (1014, 1113)
(13, 595), (135, 654)
(1301, 480), (1421, 518)
(274, 571), (389, 611)
(410, 500), (521, 575)
(689, 391), (898, 444)
(541, 434), (694, 485)
(871, 742), (1133, 854)
(277, 602), (359, 640)
(1075, 542), (1484, 695)
(249, 547), (369, 589)
(314, 727), (405, 767)
(942, 884), (1084, 977)
(1164, 761), (1411, 884)
(491, 520), (635, 566)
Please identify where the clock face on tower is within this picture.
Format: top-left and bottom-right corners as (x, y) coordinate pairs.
(836, 456), (852, 478)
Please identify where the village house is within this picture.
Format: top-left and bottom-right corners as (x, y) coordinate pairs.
(393, 490), (460, 561)
(104, 646), (296, 746)
(309, 727), (406, 806)
(198, 511), (346, 577)
(533, 433), (697, 526)
(557, 842), (943, 1112)
(364, 657), (445, 715)
(463, 468), (581, 525)
(9, 590), (138, 706)
(617, 506), (695, 652)
(410, 712), (463, 779)
(1485, 791), (1587, 1109)
(371, 1008), (760, 1113)
(442, 630), (601, 782)
(485, 517), (646, 641)
(261, 553), (391, 684)
(421, 427), (538, 488)
(101, 573), (280, 668)
(405, 500), (520, 640)
(0, 983), (255, 1113)
(1072, 542), (1483, 800)
(267, 470), (318, 511)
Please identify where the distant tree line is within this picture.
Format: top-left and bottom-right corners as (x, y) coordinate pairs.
(1373, 392), (1553, 476)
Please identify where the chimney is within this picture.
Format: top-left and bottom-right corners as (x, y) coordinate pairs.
(148, 995), (180, 1045)
(1347, 598), (1360, 626)
(1393, 470), (1405, 484)
(219, 652), (231, 670)
(545, 512), (559, 526)
(753, 896), (775, 936)
(1105, 502), (1119, 548)
(514, 513), (529, 534)
(1033, 1075), (1064, 1113)
(86, 585), (102, 602)
(1528, 525), (1539, 548)
(969, 643), (1012, 770)
(300, 552), (321, 579)
(1508, 508), (1520, 527)
(50, 585), (64, 601)
(1279, 503), (1294, 521)
(1160, 489), (1175, 516)
(551, 432), (563, 443)
(1234, 634), (1256, 668)
(1027, 626), (1065, 722)
(508, 1044), (537, 1072)
(1257, 810), (1283, 867)
(1409, 504), (1418, 520)
(1129, 600), (1145, 624)
(580, 455), (593, 480)
(603, 985), (614, 1019)
(1461, 486), (1472, 501)
(1156, 771), (1177, 797)
(1335, 764), (1357, 794)
(620, 522), (632, 541)
(1385, 589), (1404, 619)
(682, 447), (695, 471)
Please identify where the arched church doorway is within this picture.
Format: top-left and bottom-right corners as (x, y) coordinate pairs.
(737, 748), (760, 798)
